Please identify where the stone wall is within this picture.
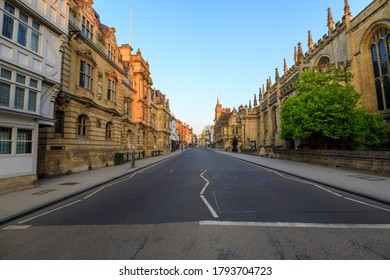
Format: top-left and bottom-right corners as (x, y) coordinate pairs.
(272, 149), (390, 176)
(0, 175), (37, 195)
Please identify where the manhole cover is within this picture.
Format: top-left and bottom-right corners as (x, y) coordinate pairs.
(32, 189), (56, 195)
(59, 182), (79, 186)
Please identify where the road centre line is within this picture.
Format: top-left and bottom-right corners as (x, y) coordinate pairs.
(199, 170), (219, 218)
(200, 170), (209, 195)
(199, 220), (390, 229)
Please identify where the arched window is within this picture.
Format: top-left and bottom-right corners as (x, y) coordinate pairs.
(371, 27), (390, 111)
(77, 115), (88, 136)
(105, 122), (113, 139)
(317, 56), (330, 72)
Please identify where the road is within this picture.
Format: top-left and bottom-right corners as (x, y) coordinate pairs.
(1, 148), (390, 259)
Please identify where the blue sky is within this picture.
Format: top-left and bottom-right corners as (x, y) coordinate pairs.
(93, 0), (373, 135)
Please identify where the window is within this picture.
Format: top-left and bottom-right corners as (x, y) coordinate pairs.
(1, 3), (41, 52)
(105, 122), (112, 139)
(107, 79), (116, 102)
(82, 16), (93, 41)
(16, 129), (32, 154)
(0, 81), (10, 107)
(1, 68), (12, 79)
(371, 28), (390, 111)
(0, 127), (12, 154)
(28, 90), (37, 111)
(17, 12), (28, 47)
(2, 2), (14, 39)
(77, 115), (88, 136)
(30, 20), (40, 53)
(79, 61), (92, 90)
(317, 56), (331, 72)
(108, 44), (116, 60)
(55, 111), (64, 134)
(14, 87), (25, 109)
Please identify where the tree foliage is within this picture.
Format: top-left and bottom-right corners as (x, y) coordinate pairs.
(280, 68), (388, 149)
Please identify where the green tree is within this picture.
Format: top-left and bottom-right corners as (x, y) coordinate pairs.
(280, 68), (388, 149)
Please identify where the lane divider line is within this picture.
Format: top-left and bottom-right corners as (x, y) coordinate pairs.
(199, 170), (219, 218)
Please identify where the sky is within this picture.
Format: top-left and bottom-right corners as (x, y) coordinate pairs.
(93, 0), (373, 135)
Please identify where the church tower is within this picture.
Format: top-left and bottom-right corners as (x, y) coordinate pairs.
(214, 96), (222, 124)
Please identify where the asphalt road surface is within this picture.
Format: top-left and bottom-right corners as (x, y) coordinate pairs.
(1, 148), (390, 259)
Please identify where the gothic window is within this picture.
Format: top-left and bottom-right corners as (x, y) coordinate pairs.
(371, 28), (390, 111)
(317, 56), (330, 72)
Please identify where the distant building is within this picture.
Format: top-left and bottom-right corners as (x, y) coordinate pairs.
(0, 0), (68, 192)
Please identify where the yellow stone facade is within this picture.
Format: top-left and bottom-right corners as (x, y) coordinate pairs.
(38, 0), (171, 177)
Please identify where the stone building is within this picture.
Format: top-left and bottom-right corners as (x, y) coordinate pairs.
(258, 0), (390, 155)
(213, 0), (390, 155)
(37, 0), (137, 177)
(176, 119), (193, 149)
(0, 0), (68, 192)
(153, 89), (171, 155)
(238, 95), (259, 151)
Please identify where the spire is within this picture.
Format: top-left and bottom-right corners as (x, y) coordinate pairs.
(343, 0), (351, 23)
(327, 7), (334, 32)
(217, 95), (220, 105)
(254, 93), (258, 107)
(297, 42), (303, 62)
(262, 84), (265, 94)
(308, 30), (313, 50)
(294, 46), (298, 64)
(275, 68), (280, 83)
(249, 99), (252, 109)
(284, 58), (288, 74)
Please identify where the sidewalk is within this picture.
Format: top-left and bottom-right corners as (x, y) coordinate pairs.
(1, 148), (389, 224)
(215, 150), (390, 205)
(0, 151), (181, 224)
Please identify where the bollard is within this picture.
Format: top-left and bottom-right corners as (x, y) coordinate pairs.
(131, 151), (135, 168)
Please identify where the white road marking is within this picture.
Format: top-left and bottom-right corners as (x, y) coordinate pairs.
(344, 197), (390, 212)
(17, 200), (82, 224)
(169, 170), (174, 172)
(220, 154), (390, 213)
(83, 187), (105, 199)
(199, 220), (390, 229)
(200, 195), (219, 218)
(199, 170), (219, 218)
(200, 170), (209, 195)
(2, 225), (32, 230)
